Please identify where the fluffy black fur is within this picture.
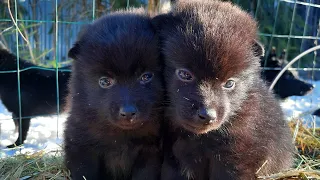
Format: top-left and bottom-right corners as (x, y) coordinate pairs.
(0, 48), (70, 148)
(261, 47), (314, 99)
(64, 8), (164, 180)
(152, 0), (295, 179)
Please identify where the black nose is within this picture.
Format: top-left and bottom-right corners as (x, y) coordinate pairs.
(301, 84), (314, 95)
(309, 84), (314, 91)
(313, 109), (320, 117)
(197, 107), (217, 124)
(119, 105), (137, 120)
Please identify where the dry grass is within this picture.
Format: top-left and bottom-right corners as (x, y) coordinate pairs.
(0, 150), (70, 180)
(0, 119), (319, 180)
(257, 119), (320, 180)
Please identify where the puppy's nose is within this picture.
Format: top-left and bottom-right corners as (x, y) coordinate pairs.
(309, 84), (315, 90)
(197, 107), (216, 124)
(302, 84), (314, 95)
(119, 105), (137, 121)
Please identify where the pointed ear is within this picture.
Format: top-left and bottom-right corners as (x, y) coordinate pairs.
(252, 40), (265, 58)
(68, 42), (80, 60)
(68, 24), (91, 60)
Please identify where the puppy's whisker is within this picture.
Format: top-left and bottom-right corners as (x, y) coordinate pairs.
(183, 97), (190, 101)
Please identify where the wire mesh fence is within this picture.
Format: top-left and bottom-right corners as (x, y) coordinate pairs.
(254, 0), (320, 124)
(0, 0), (320, 156)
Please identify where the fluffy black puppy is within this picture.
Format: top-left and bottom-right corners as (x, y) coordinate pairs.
(64, 8), (164, 180)
(152, 0), (295, 179)
(0, 48), (70, 148)
(261, 47), (314, 99)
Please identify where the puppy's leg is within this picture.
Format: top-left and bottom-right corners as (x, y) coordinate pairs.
(12, 114), (19, 133)
(65, 146), (101, 180)
(132, 150), (162, 180)
(19, 117), (31, 145)
(209, 160), (234, 180)
(160, 157), (186, 180)
(209, 158), (256, 180)
(7, 115), (30, 148)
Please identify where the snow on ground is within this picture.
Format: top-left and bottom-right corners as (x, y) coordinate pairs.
(280, 80), (320, 127)
(0, 111), (67, 158)
(0, 81), (320, 157)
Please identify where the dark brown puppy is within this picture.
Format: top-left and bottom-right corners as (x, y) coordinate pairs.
(152, 0), (295, 179)
(64, 8), (164, 180)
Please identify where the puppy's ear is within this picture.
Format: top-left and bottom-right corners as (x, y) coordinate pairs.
(252, 40), (265, 58)
(279, 49), (286, 61)
(68, 42), (80, 60)
(68, 24), (90, 60)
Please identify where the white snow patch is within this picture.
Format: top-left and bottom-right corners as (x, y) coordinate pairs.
(0, 113), (68, 158)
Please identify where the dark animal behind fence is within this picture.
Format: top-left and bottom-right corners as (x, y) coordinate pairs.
(260, 47), (314, 99)
(152, 0), (295, 179)
(261, 48), (320, 118)
(0, 48), (70, 148)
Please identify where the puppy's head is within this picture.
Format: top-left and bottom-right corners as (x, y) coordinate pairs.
(69, 9), (163, 130)
(153, 1), (263, 134)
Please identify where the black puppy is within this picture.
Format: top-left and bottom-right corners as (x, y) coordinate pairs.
(0, 48), (70, 148)
(261, 47), (314, 99)
(153, 0), (294, 179)
(64, 8), (164, 180)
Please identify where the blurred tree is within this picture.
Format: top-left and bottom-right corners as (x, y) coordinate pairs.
(0, 0), (147, 67)
(148, 0), (159, 13)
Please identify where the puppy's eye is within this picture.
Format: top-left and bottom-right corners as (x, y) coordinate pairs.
(140, 72), (154, 84)
(99, 77), (114, 88)
(223, 80), (235, 89)
(176, 68), (194, 82)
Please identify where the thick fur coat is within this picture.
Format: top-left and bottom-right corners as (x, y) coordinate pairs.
(64, 8), (164, 180)
(152, 0), (295, 179)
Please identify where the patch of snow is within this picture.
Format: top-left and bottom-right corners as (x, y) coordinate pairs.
(0, 113), (67, 158)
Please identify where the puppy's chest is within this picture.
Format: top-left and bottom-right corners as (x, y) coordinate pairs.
(105, 143), (141, 173)
(173, 137), (217, 160)
(172, 136), (230, 179)
(172, 139), (209, 178)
